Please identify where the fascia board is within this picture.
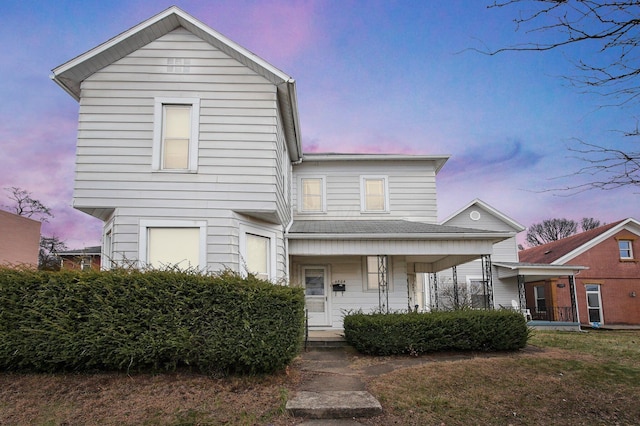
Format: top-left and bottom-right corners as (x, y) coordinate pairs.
(286, 232), (515, 240)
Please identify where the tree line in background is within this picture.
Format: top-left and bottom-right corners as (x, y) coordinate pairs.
(487, 0), (640, 193)
(522, 217), (602, 249)
(2, 187), (67, 270)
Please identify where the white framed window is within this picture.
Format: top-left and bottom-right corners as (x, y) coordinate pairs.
(102, 219), (114, 270)
(362, 255), (393, 292)
(239, 223), (277, 281)
(152, 97), (200, 172)
(467, 277), (489, 309)
(618, 240), (633, 259)
(139, 220), (207, 270)
(299, 176), (326, 213)
(360, 176), (389, 213)
(534, 285), (546, 312)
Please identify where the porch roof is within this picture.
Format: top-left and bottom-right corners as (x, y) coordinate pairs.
(493, 261), (588, 282)
(288, 220), (510, 240)
(288, 220), (515, 273)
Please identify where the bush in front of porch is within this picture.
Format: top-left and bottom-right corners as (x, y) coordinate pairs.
(343, 309), (529, 355)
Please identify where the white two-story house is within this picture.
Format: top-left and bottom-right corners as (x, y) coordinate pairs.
(52, 6), (524, 330)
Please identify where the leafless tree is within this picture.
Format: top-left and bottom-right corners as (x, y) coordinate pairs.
(39, 236), (68, 271)
(580, 217), (601, 230)
(526, 218), (578, 246)
(3, 186), (53, 222)
(486, 1), (640, 191)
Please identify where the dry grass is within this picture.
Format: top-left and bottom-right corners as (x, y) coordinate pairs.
(0, 330), (638, 425)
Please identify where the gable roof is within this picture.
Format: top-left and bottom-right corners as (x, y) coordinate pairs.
(440, 198), (525, 232)
(518, 218), (640, 264)
(51, 6), (302, 161)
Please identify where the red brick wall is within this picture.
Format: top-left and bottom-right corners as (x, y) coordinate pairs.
(566, 230), (640, 325)
(0, 210), (41, 268)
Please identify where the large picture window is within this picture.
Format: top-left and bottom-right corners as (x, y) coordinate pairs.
(153, 98), (200, 172)
(139, 220), (206, 270)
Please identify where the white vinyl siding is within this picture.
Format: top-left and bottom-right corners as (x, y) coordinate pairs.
(292, 160), (438, 221)
(73, 28), (291, 277)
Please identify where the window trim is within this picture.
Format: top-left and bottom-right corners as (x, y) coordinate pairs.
(102, 219), (114, 270)
(152, 97), (200, 173)
(138, 220), (207, 269)
(534, 285), (546, 312)
(362, 255), (393, 292)
(360, 175), (390, 213)
(618, 239), (634, 260)
(298, 176), (327, 214)
(239, 223), (277, 281)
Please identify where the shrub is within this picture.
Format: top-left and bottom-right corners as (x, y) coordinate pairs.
(343, 309), (529, 355)
(0, 268), (305, 374)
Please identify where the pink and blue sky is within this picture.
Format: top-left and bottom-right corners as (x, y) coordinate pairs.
(1, 1), (638, 249)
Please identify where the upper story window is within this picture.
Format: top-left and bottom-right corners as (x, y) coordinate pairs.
(299, 177), (325, 213)
(153, 98), (200, 172)
(619, 240), (634, 259)
(360, 176), (389, 213)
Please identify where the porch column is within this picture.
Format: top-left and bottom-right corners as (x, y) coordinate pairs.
(429, 273), (439, 310)
(517, 274), (526, 310)
(568, 274), (580, 324)
(452, 265), (459, 308)
(482, 255), (494, 309)
(377, 255), (389, 314)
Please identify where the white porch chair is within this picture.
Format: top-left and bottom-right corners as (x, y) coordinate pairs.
(512, 300), (532, 321)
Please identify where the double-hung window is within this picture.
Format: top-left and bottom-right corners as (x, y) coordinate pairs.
(240, 223), (277, 281)
(299, 177), (325, 213)
(360, 176), (389, 213)
(153, 98), (200, 172)
(363, 255), (392, 292)
(619, 240), (633, 260)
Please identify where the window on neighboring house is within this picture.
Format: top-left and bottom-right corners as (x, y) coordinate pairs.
(153, 98), (200, 172)
(363, 255), (392, 291)
(139, 220), (206, 270)
(619, 240), (633, 259)
(240, 224), (276, 281)
(534, 285), (546, 312)
(468, 278), (489, 309)
(361, 176), (389, 212)
(300, 177), (325, 213)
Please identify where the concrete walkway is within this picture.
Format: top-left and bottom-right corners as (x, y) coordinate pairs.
(285, 345), (475, 423)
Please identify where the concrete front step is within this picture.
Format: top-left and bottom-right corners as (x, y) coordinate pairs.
(286, 390), (382, 419)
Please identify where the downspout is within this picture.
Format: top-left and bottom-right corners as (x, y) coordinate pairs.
(284, 156), (303, 286)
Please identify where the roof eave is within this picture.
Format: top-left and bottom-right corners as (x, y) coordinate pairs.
(287, 232), (514, 240)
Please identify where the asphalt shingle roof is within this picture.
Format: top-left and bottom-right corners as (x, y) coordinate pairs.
(289, 220), (493, 235)
(518, 220), (624, 264)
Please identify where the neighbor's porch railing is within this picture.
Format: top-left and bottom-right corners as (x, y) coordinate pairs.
(530, 306), (576, 322)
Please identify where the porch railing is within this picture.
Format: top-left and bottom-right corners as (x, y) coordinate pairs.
(530, 306), (576, 322)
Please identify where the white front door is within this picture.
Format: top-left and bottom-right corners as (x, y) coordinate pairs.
(303, 266), (330, 327)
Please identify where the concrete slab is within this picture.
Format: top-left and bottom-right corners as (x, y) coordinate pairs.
(286, 391), (382, 419)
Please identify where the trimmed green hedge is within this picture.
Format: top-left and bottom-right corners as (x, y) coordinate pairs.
(0, 268), (305, 374)
(343, 309), (529, 355)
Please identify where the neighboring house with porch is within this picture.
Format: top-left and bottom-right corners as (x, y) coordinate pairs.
(518, 219), (640, 326)
(52, 6), (522, 330)
(59, 246), (102, 271)
(0, 210), (41, 269)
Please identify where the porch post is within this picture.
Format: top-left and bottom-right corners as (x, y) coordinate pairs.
(452, 265), (459, 308)
(482, 255), (494, 309)
(429, 273), (439, 310)
(517, 274), (526, 310)
(377, 255), (389, 314)
(568, 274), (580, 324)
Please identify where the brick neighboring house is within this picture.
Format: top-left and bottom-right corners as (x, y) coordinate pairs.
(519, 218), (640, 326)
(0, 210), (42, 268)
(58, 246), (102, 271)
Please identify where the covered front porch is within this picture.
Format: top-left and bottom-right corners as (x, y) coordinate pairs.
(287, 220), (514, 330)
(493, 262), (588, 330)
